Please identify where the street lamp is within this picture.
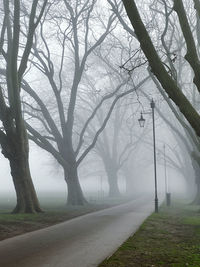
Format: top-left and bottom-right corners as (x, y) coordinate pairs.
(138, 112), (145, 127)
(138, 99), (158, 213)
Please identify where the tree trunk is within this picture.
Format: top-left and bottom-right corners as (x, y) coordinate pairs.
(106, 167), (120, 198)
(64, 165), (87, 205)
(1, 124), (42, 213)
(124, 173), (134, 196)
(190, 155), (200, 205)
(191, 173), (200, 205)
(192, 183), (200, 204)
(10, 156), (42, 213)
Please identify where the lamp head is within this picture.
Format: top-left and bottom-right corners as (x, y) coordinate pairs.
(138, 112), (145, 127)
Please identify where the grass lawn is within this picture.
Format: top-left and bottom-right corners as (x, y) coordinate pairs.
(99, 201), (200, 267)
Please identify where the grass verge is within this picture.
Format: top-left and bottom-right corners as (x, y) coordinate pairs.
(99, 201), (200, 267)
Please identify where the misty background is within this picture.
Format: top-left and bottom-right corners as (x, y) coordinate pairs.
(0, 0), (197, 212)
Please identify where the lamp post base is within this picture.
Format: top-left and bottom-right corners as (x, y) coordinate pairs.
(155, 198), (158, 213)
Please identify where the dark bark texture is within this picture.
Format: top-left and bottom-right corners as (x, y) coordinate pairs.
(1, 123), (42, 213)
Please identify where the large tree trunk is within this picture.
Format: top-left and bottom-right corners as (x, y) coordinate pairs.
(64, 165), (87, 205)
(1, 124), (42, 213)
(10, 156), (42, 213)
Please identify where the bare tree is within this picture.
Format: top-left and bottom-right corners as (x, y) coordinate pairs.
(0, 0), (47, 213)
(19, 0), (135, 205)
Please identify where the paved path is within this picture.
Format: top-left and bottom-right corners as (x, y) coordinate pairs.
(0, 195), (155, 267)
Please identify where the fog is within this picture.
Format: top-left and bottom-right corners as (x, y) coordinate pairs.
(0, 127), (189, 205)
(1, 2), (200, 267)
(0, 0), (198, 214)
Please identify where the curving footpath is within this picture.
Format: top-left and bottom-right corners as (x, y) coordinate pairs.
(0, 195), (155, 267)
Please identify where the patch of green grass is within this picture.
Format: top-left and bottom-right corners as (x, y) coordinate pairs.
(99, 202), (200, 267)
(183, 216), (200, 225)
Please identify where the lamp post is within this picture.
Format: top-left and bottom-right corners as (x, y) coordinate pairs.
(138, 99), (158, 213)
(164, 144), (171, 206)
(164, 144), (167, 195)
